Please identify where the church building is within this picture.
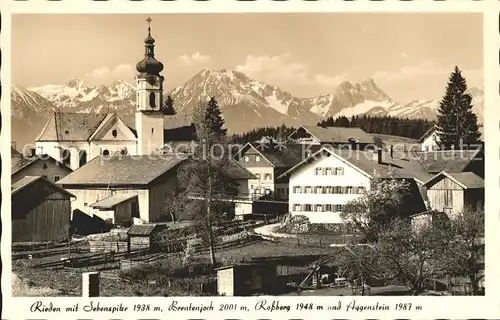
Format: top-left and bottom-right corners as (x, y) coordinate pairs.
(34, 18), (196, 170)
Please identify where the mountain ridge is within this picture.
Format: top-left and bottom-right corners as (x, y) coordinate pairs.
(11, 69), (484, 147)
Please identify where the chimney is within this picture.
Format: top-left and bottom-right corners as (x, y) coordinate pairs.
(373, 148), (383, 164)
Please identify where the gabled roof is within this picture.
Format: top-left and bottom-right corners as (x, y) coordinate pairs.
(12, 175), (75, 197)
(418, 124), (485, 143)
(11, 154), (73, 175)
(278, 146), (432, 183)
(418, 125), (438, 143)
(414, 149), (482, 173)
(57, 154), (189, 187)
(423, 171), (484, 189)
(236, 142), (305, 168)
(36, 112), (110, 141)
(289, 126), (374, 144)
(127, 224), (164, 236)
(90, 193), (138, 209)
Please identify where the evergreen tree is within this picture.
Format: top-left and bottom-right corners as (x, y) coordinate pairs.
(202, 97), (227, 140)
(162, 95), (177, 115)
(436, 66), (481, 149)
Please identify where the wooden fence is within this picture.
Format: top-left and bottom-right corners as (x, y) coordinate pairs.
(89, 240), (127, 253)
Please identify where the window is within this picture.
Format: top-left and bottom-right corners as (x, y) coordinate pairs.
(315, 168), (322, 175)
(244, 156), (249, 162)
(293, 204), (301, 212)
(149, 92), (156, 108)
(346, 186), (353, 194)
(256, 156), (260, 162)
(102, 149), (110, 156)
(61, 149), (71, 167)
(293, 186), (301, 194)
(304, 204), (312, 211)
(264, 173), (272, 181)
(315, 204), (323, 212)
(358, 186), (365, 194)
(314, 186), (322, 194)
(334, 204), (343, 211)
(305, 186), (312, 194)
(325, 204), (333, 212)
(325, 186), (333, 194)
(151, 128), (154, 133)
(54, 175), (61, 182)
(325, 168), (332, 175)
(336, 167), (344, 175)
(84, 202), (88, 207)
(112, 129), (118, 138)
(79, 150), (87, 167)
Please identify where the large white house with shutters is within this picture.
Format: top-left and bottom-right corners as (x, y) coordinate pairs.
(278, 146), (432, 224)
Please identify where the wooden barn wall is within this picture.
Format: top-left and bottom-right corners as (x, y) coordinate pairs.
(12, 182), (71, 242)
(130, 236), (150, 250)
(115, 201), (133, 226)
(149, 172), (177, 222)
(427, 176), (464, 214)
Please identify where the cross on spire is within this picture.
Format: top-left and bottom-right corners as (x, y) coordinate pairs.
(146, 17), (152, 35)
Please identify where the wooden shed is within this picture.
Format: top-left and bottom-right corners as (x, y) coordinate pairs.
(216, 263), (278, 296)
(90, 193), (139, 227)
(423, 171), (484, 217)
(12, 176), (75, 242)
(126, 224), (165, 253)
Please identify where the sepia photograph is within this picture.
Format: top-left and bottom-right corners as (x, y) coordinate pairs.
(10, 12), (486, 299)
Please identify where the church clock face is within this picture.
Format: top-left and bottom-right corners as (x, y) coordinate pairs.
(146, 75), (158, 87)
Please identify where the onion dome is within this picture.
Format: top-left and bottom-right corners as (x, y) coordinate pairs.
(136, 17), (164, 76)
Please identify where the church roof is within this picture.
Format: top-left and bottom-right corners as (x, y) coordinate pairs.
(36, 112), (109, 141)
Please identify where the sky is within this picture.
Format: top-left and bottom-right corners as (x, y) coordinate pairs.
(12, 13), (483, 102)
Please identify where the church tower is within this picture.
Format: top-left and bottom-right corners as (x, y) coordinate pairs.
(135, 17), (165, 155)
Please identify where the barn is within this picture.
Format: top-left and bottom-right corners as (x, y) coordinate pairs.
(423, 171), (484, 217)
(216, 263), (278, 296)
(12, 176), (75, 242)
(126, 223), (165, 253)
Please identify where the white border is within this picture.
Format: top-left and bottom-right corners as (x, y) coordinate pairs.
(2, 0), (500, 319)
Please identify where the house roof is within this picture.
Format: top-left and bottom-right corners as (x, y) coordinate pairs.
(57, 154), (189, 187)
(418, 124), (485, 143)
(12, 175), (75, 197)
(414, 149), (482, 173)
(238, 142), (305, 168)
(278, 146), (433, 183)
(127, 224), (162, 236)
(423, 171), (484, 189)
(57, 154), (253, 187)
(36, 112), (110, 141)
(11, 154), (73, 176)
(90, 193), (138, 209)
(291, 126), (374, 144)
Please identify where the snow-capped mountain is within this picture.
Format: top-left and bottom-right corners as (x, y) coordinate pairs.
(29, 79), (136, 114)
(168, 69), (320, 132)
(11, 69), (484, 146)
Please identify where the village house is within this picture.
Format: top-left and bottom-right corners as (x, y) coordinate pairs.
(57, 154), (256, 225)
(33, 21), (197, 170)
(423, 171), (484, 217)
(12, 176), (75, 242)
(278, 146), (430, 224)
(11, 146), (73, 184)
(288, 125), (374, 149)
(235, 142), (305, 198)
(418, 124), (484, 151)
(415, 148), (484, 178)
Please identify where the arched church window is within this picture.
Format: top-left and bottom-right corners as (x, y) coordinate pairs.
(149, 92), (156, 109)
(120, 148), (128, 155)
(112, 129), (118, 138)
(79, 150), (87, 167)
(102, 149), (110, 156)
(61, 149), (71, 167)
